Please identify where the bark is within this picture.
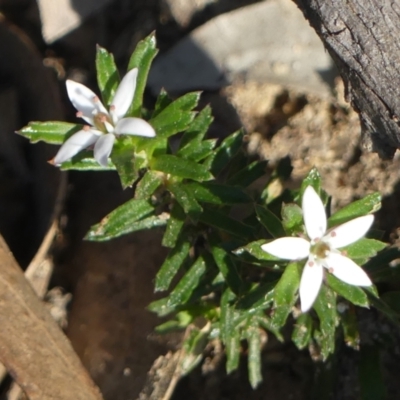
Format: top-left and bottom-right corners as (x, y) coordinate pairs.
(0, 236), (103, 400)
(294, 0), (400, 159)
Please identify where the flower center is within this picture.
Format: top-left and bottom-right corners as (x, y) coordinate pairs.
(310, 240), (330, 260)
(93, 112), (113, 133)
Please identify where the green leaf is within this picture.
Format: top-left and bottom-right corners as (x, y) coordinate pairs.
(210, 130), (244, 175)
(233, 239), (282, 265)
(85, 199), (154, 241)
(292, 313), (312, 350)
(162, 202), (186, 248)
(17, 121), (81, 145)
(148, 297), (176, 317)
(281, 203), (304, 235)
(225, 327), (241, 374)
(96, 45), (119, 106)
(153, 89), (173, 117)
(150, 93), (200, 138)
(134, 170), (163, 199)
(199, 207), (255, 239)
(168, 182), (203, 220)
(367, 293), (400, 327)
(272, 262), (301, 327)
(177, 139), (217, 162)
(110, 144), (139, 188)
(60, 155), (115, 171)
(254, 314), (283, 341)
(341, 307), (360, 349)
(152, 154), (213, 181)
(220, 288), (237, 343)
(210, 238), (243, 295)
(127, 32), (158, 116)
(300, 167), (322, 197)
(359, 346), (386, 400)
(326, 274), (369, 307)
(155, 236), (191, 291)
(342, 238), (386, 264)
(328, 192), (381, 228)
(236, 282), (275, 314)
(179, 106), (213, 149)
(255, 205), (286, 238)
(167, 256), (207, 307)
(313, 285), (338, 360)
(180, 327), (209, 375)
(185, 182), (251, 205)
(227, 160), (268, 187)
(246, 319), (263, 389)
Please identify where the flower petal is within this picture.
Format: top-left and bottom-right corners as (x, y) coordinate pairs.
(261, 237), (310, 260)
(302, 186), (327, 241)
(110, 68), (138, 123)
(326, 215), (374, 249)
(115, 117), (156, 137)
(66, 80), (107, 124)
(53, 129), (101, 165)
(93, 133), (115, 167)
(325, 252), (372, 286)
(299, 258), (323, 312)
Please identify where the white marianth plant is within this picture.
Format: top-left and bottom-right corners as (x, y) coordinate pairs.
(261, 186), (373, 312)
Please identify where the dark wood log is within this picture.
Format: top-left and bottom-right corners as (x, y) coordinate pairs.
(294, 0), (400, 159)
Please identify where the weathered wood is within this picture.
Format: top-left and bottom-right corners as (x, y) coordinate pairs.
(294, 0), (400, 159)
(0, 236), (103, 400)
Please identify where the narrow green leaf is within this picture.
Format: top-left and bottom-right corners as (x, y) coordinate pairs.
(380, 291), (400, 314)
(110, 145), (139, 188)
(341, 238), (386, 262)
(168, 182), (203, 219)
(177, 139), (217, 162)
(272, 262), (300, 327)
(210, 130), (244, 175)
(210, 238), (243, 295)
(300, 167), (322, 196)
(227, 160), (268, 187)
(236, 282), (275, 313)
(162, 202), (186, 248)
(179, 106), (213, 149)
(246, 319), (263, 389)
(150, 93), (200, 138)
(255, 205), (286, 238)
(167, 256), (207, 307)
(292, 313), (312, 350)
(127, 33), (158, 116)
(233, 239), (282, 265)
(366, 293), (400, 327)
(313, 285), (338, 360)
(254, 314), (283, 342)
(17, 121), (81, 145)
(152, 154), (213, 181)
(226, 329), (241, 374)
(326, 274), (369, 307)
(220, 288), (237, 343)
(200, 207), (254, 239)
(328, 193), (381, 228)
(186, 182), (251, 205)
(281, 203), (304, 235)
(96, 45), (119, 106)
(134, 170), (163, 200)
(85, 199), (154, 240)
(148, 297), (176, 317)
(359, 346), (386, 400)
(341, 307), (360, 349)
(180, 327), (208, 375)
(153, 89), (173, 117)
(155, 236), (191, 291)
(60, 155), (115, 171)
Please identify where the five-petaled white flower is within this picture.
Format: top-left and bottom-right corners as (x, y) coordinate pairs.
(261, 186), (373, 313)
(52, 68), (156, 167)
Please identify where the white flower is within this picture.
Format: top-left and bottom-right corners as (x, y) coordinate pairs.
(261, 186), (373, 313)
(52, 68), (156, 167)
